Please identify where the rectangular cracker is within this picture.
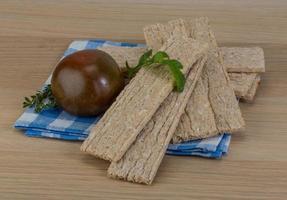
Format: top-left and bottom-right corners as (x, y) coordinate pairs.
(98, 46), (262, 103)
(108, 17), (243, 184)
(81, 36), (208, 162)
(229, 72), (258, 98)
(108, 56), (207, 184)
(144, 18), (190, 51)
(220, 47), (265, 73)
(172, 18), (245, 143)
(242, 75), (261, 102)
(97, 46), (146, 72)
(173, 72), (218, 141)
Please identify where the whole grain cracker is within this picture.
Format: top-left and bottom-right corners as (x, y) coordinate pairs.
(220, 47), (265, 73)
(108, 56), (207, 184)
(172, 18), (245, 143)
(229, 72), (258, 98)
(98, 46), (146, 72)
(108, 18), (244, 184)
(81, 36), (208, 162)
(99, 46), (263, 103)
(242, 75), (261, 102)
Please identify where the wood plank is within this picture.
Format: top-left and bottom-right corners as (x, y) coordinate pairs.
(1, 1), (287, 45)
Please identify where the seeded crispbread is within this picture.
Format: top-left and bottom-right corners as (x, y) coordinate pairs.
(220, 47), (265, 73)
(81, 36), (208, 162)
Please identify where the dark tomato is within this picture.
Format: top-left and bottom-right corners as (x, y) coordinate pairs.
(51, 49), (124, 116)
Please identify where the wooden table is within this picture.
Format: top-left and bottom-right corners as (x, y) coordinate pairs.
(1, 1), (286, 199)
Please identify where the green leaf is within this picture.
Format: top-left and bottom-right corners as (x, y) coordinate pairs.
(152, 51), (169, 63)
(127, 65), (141, 79)
(137, 49), (152, 66)
(125, 50), (153, 79)
(124, 50), (186, 92)
(162, 60), (186, 92)
(166, 59), (183, 69)
(125, 61), (131, 69)
(125, 61), (133, 78)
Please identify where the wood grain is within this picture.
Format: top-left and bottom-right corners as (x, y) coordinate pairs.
(0, 0), (287, 199)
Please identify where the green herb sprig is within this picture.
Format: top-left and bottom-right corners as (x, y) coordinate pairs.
(23, 50), (185, 113)
(23, 84), (57, 113)
(125, 50), (186, 92)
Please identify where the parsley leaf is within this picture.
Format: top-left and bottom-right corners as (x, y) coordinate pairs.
(162, 60), (186, 92)
(125, 50), (186, 92)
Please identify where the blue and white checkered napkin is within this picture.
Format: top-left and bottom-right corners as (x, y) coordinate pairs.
(14, 40), (231, 159)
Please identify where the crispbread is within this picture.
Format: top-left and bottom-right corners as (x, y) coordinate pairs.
(220, 47), (265, 73)
(97, 46), (146, 71)
(108, 56), (207, 184)
(144, 18), (190, 51)
(243, 75), (261, 102)
(81, 36), (208, 162)
(108, 18), (244, 184)
(229, 73), (258, 98)
(172, 18), (245, 143)
(172, 74), (218, 141)
(143, 23), (173, 50)
(98, 46), (262, 103)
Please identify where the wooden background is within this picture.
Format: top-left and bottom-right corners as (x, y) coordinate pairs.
(0, 0), (287, 199)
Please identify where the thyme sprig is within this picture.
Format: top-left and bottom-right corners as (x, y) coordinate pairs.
(23, 84), (57, 113)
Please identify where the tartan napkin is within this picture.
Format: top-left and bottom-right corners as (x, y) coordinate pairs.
(14, 40), (231, 159)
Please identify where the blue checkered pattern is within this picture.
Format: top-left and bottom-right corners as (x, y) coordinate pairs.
(14, 40), (231, 159)
(167, 134), (231, 158)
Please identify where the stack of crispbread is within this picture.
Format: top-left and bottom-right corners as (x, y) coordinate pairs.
(220, 47), (265, 102)
(80, 17), (261, 184)
(81, 36), (208, 162)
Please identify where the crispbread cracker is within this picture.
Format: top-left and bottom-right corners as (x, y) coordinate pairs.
(229, 73), (258, 98)
(81, 36), (208, 162)
(172, 18), (245, 143)
(173, 73), (218, 141)
(98, 46), (262, 103)
(108, 56), (207, 184)
(243, 75), (261, 102)
(108, 18), (244, 184)
(144, 18), (190, 50)
(98, 46), (146, 72)
(220, 47), (265, 73)
(143, 23), (173, 50)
